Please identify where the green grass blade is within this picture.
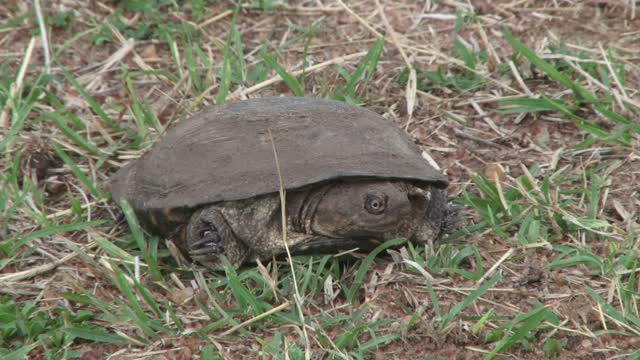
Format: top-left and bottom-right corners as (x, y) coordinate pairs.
(216, 9), (239, 104)
(485, 306), (552, 359)
(95, 236), (135, 262)
(64, 326), (131, 345)
(499, 97), (568, 114)
(233, 23), (246, 83)
(58, 65), (115, 128)
(4, 220), (104, 256)
(184, 42), (203, 92)
(586, 288), (640, 329)
(116, 198), (162, 280)
(200, 344), (217, 359)
(595, 104), (640, 134)
(134, 280), (164, 318)
(110, 265), (161, 339)
(224, 259), (266, 317)
(163, 298), (185, 333)
(47, 112), (103, 156)
(343, 38), (384, 96)
(503, 29), (594, 102)
(441, 273), (501, 329)
(361, 333), (400, 351)
(336, 324), (367, 349)
(2, 342), (40, 360)
(0, 73), (46, 152)
(260, 50), (304, 96)
(118, 198), (146, 252)
(347, 238), (407, 303)
(52, 143), (101, 197)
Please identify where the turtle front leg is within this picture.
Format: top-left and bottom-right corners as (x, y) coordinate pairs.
(185, 206), (250, 269)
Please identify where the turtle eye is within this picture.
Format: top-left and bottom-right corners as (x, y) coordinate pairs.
(365, 193), (387, 214)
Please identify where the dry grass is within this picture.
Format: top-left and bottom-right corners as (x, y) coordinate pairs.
(1, 0), (639, 359)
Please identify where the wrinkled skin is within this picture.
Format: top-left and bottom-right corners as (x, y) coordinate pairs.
(180, 180), (450, 270)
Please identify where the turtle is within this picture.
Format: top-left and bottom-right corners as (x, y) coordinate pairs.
(109, 96), (454, 270)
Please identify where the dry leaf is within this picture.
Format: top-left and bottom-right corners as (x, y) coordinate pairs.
(167, 287), (194, 305)
(141, 44), (159, 61)
(485, 162), (506, 184)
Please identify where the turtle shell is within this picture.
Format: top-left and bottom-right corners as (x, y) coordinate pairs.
(109, 97), (448, 212)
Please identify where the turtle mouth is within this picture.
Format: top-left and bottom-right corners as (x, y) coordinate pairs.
(288, 237), (385, 256)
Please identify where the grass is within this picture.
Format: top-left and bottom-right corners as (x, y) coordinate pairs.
(1, 0), (639, 358)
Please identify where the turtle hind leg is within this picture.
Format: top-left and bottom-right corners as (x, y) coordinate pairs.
(185, 206), (250, 270)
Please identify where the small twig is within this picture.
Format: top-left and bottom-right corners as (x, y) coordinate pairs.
(627, 0), (637, 20)
(508, 60), (533, 96)
(99, 257), (135, 286)
(599, 307), (640, 336)
(475, 23), (502, 67)
(456, 94), (526, 106)
(334, 0), (383, 38)
(453, 128), (502, 148)
(492, 168), (511, 217)
(109, 25), (153, 72)
(478, 248), (515, 284)
(82, 38), (135, 90)
(435, 284), (521, 313)
(242, 4), (341, 14)
(374, 0), (411, 69)
(599, 43), (632, 109)
(372, 0), (416, 127)
(268, 129), (311, 359)
(470, 100), (506, 137)
(101, 39), (136, 74)
(219, 301), (291, 337)
(196, 9), (234, 29)
(0, 250), (79, 283)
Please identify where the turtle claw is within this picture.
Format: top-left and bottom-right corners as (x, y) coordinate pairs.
(185, 207), (251, 269)
(189, 222), (225, 258)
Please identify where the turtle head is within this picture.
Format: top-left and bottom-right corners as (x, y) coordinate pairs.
(308, 180), (436, 245)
